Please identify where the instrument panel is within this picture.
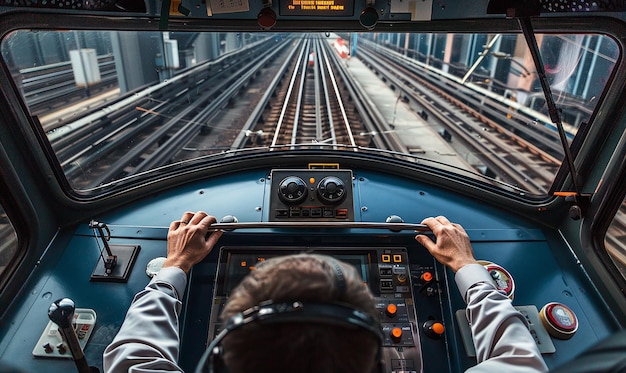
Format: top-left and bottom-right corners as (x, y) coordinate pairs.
(0, 167), (619, 373)
(207, 246), (437, 373)
(269, 169), (355, 221)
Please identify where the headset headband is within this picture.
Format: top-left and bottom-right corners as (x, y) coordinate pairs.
(195, 300), (383, 373)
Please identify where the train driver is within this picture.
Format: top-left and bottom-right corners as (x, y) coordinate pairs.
(103, 211), (548, 372)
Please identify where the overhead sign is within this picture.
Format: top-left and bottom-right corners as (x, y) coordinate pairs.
(279, 0), (355, 16)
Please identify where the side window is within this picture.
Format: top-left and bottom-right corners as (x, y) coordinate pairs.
(0, 204), (18, 278)
(605, 196), (626, 276)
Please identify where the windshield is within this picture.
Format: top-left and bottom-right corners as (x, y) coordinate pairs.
(0, 30), (618, 197)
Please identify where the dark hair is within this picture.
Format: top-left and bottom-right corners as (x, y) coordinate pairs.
(219, 254), (380, 373)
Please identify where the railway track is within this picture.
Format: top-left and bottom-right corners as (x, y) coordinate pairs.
(358, 39), (560, 194)
(19, 54), (118, 123)
(46, 34), (405, 190)
(266, 37), (365, 150)
(228, 35), (406, 154)
(49, 37), (289, 189)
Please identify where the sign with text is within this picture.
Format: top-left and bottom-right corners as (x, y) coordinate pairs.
(279, 0), (354, 16)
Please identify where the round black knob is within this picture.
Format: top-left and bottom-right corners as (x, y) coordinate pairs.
(278, 176), (308, 204)
(317, 176), (346, 204)
(48, 298), (75, 328)
(423, 320), (445, 339)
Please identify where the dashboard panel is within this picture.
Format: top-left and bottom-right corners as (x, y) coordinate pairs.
(0, 167), (618, 372)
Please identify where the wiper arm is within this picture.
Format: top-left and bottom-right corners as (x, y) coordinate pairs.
(517, 17), (581, 195)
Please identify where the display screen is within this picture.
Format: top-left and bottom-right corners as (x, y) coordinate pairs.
(279, 0), (354, 16)
(224, 251), (370, 293)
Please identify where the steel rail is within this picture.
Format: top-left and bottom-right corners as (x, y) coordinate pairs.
(87, 47), (286, 186)
(46, 36), (276, 144)
(290, 39), (309, 148)
(134, 43), (291, 173)
(56, 38), (284, 187)
(313, 40), (323, 141)
(269, 36), (363, 150)
(362, 38), (566, 159)
(319, 38), (356, 148)
(323, 40), (407, 154)
(270, 39), (309, 148)
(317, 39), (339, 147)
(229, 42), (302, 150)
(358, 45), (551, 193)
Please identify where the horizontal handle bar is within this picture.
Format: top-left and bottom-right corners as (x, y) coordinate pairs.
(210, 221), (431, 232)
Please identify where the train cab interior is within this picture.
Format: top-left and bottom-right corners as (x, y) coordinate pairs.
(1, 0), (626, 372)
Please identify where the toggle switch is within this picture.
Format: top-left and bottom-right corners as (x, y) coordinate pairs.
(43, 342), (54, 354)
(56, 343), (67, 354)
(423, 320), (445, 338)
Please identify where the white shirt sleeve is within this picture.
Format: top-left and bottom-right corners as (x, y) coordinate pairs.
(456, 263), (548, 373)
(103, 263), (548, 373)
(103, 267), (187, 373)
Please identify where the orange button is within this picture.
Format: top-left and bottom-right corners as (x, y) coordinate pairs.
(382, 254), (391, 263)
(391, 327), (403, 340)
(421, 272), (433, 282)
(386, 304), (397, 317)
(432, 322), (445, 335)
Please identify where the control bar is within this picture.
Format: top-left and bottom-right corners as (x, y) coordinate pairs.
(209, 221), (431, 232)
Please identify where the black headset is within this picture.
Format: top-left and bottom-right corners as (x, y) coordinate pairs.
(194, 300), (384, 373)
(195, 254), (383, 373)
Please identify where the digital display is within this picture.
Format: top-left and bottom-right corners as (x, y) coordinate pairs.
(279, 0), (354, 16)
(224, 251), (369, 293)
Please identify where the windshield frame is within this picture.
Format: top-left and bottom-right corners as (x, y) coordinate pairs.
(0, 13), (623, 206)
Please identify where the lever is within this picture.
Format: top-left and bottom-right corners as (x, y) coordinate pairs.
(89, 220), (117, 274)
(48, 298), (98, 373)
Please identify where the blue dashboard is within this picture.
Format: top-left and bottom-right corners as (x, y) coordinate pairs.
(0, 166), (618, 372)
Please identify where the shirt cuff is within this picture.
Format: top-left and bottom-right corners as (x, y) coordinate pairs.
(455, 263), (496, 302)
(149, 266), (188, 300)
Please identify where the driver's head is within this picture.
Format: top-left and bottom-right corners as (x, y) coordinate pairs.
(219, 254), (380, 373)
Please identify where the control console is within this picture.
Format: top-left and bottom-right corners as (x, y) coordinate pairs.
(269, 169), (354, 221)
(207, 247), (435, 373)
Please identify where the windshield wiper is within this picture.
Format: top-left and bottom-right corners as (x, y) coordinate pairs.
(517, 17), (582, 196)
(487, 1), (584, 201)
(486, 0), (590, 217)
